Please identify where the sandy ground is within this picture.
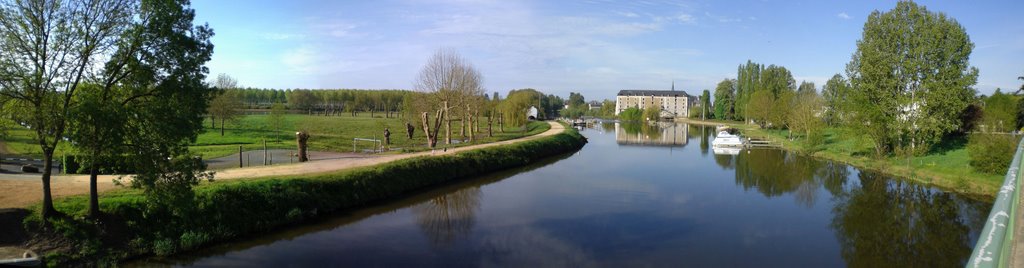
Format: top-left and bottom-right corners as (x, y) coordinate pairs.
(0, 122), (564, 209)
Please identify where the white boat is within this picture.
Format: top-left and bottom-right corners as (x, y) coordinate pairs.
(712, 128), (746, 148)
(712, 147), (742, 155)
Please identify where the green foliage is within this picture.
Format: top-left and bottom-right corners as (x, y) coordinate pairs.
(967, 133), (1021, 174)
(499, 89), (540, 127)
(845, 1), (979, 155)
(797, 81), (816, 96)
(619, 107), (643, 121)
(700, 89), (712, 119)
(643, 106), (662, 121)
(714, 79), (736, 120)
(599, 99), (616, 118)
(747, 90), (774, 128)
(822, 74), (851, 126)
(735, 60), (762, 121)
(982, 89), (1017, 132)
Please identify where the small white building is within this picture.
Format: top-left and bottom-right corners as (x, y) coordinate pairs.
(527, 106), (539, 120)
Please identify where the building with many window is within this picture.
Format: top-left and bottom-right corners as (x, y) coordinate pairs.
(614, 86), (697, 119)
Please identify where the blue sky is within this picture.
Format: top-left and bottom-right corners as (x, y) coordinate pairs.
(192, 0), (1024, 101)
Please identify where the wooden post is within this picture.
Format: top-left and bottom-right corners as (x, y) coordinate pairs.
(263, 139), (268, 165)
(238, 145), (243, 168)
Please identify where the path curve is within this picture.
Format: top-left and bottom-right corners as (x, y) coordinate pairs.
(0, 122), (566, 208)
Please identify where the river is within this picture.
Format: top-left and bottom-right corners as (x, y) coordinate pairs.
(138, 122), (991, 267)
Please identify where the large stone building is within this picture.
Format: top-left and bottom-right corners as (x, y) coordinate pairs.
(615, 86), (697, 119)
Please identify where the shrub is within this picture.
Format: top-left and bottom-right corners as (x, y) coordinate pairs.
(619, 107), (642, 121)
(968, 133), (1022, 174)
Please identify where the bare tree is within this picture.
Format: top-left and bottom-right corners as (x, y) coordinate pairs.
(414, 48), (484, 145)
(0, 0), (133, 221)
(208, 73), (242, 136)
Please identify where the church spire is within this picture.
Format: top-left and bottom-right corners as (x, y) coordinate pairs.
(671, 80), (675, 91)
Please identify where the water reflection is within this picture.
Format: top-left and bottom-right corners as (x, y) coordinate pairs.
(413, 186), (480, 246)
(149, 122), (990, 267)
(615, 122), (689, 147)
(831, 171), (978, 267)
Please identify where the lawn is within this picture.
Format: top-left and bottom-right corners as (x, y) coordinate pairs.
(0, 113), (550, 160)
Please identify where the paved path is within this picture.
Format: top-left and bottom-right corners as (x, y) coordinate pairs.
(0, 122), (564, 209)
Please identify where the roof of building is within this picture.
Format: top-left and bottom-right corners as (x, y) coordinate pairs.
(617, 90), (692, 97)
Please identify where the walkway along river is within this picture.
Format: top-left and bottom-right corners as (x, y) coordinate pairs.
(137, 122), (992, 267)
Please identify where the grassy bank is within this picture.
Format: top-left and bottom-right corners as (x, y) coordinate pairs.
(25, 123), (585, 266)
(1, 113), (547, 160)
(677, 118), (1001, 197)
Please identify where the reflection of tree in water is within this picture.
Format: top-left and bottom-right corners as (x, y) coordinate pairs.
(699, 125), (709, 156)
(601, 122), (615, 132)
(413, 186), (482, 246)
(733, 149), (850, 207)
(830, 171), (977, 267)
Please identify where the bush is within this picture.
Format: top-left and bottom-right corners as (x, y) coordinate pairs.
(968, 133), (1022, 174)
(619, 107), (642, 121)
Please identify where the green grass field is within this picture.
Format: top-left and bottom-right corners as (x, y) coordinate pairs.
(0, 113), (549, 160)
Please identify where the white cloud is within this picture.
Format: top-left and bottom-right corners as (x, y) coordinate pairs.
(837, 12), (851, 20)
(260, 33), (304, 40)
(618, 11), (639, 18)
(704, 12), (742, 23)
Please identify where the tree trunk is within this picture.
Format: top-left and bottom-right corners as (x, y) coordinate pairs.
(40, 149), (56, 223)
(444, 101), (452, 145)
(220, 117), (225, 136)
(468, 112), (475, 142)
(422, 112), (435, 148)
(488, 113), (493, 137)
(460, 114), (466, 139)
(210, 116), (215, 128)
(88, 163), (99, 218)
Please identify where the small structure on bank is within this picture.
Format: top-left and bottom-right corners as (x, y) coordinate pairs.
(527, 106), (539, 120)
(296, 131), (309, 162)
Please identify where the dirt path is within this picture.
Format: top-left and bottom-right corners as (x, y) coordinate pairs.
(0, 122), (565, 209)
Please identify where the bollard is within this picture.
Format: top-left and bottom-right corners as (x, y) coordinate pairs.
(238, 145), (243, 168)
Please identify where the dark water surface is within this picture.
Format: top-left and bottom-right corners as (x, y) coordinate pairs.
(143, 122), (991, 267)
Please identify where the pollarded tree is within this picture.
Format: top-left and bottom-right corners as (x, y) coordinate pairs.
(714, 79), (736, 121)
(414, 48), (483, 145)
(846, 1), (979, 155)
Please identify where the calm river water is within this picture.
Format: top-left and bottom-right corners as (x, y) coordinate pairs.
(143, 122), (991, 267)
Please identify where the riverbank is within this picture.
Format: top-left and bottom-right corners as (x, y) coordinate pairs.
(12, 122), (586, 266)
(675, 118), (1001, 198)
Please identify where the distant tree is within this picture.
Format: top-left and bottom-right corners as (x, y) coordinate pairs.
(845, 1), (979, 155)
(644, 105), (662, 121)
(822, 74), (851, 126)
(619, 107), (643, 121)
(414, 48), (482, 145)
(700, 89), (712, 120)
(208, 74), (243, 136)
(735, 61), (762, 121)
(982, 89), (1016, 132)
(268, 103), (287, 140)
(797, 81), (816, 96)
(600, 99), (616, 118)
(788, 91), (825, 140)
(568, 92), (585, 109)
(747, 90), (774, 128)
(288, 89), (318, 114)
(714, 79), (736, 121)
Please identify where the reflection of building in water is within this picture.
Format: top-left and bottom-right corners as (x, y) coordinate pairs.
(615, 122), (689, 147)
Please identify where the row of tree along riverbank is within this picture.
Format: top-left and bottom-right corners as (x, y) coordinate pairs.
(19, 124), (586, 266)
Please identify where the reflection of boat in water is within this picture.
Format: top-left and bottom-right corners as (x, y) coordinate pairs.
(712, 126), (746, 147)
(712, 147), (742, 155)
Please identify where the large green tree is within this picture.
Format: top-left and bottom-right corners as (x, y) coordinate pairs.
(845, 1), (978, 155)
(0, 0), (134, 220)
(735, 60), (762, 121)
(700, 89), (712, 120)
(982, 89), (1016, 132)
(714, 79), (736, 121)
